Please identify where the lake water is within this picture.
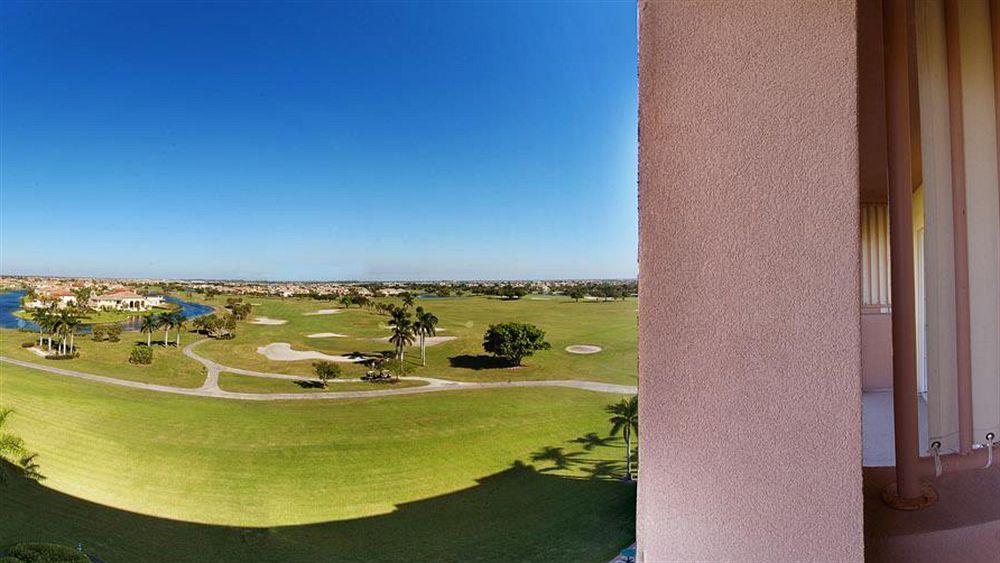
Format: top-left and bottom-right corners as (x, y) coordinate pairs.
(0, 290), (214, 332)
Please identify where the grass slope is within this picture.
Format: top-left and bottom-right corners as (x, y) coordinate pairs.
(0, 364), (635, 562)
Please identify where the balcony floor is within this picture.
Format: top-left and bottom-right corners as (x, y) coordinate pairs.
(864, 464), (1000, 562)
(863, 389), (929, 466)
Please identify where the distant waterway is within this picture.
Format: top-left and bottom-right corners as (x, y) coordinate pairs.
(0, 290), (214, 332)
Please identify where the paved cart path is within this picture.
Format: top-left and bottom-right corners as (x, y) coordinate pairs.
(0, 340), (637, 401)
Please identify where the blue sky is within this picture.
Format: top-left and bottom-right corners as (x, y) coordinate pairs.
(1, 1), (637, 281)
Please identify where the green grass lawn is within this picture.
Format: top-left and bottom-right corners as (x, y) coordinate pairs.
(215, 372), (429, 393)
(0, 363), (636, 562)
(193, 294), (638, 385)
(0, 328), (205, 388)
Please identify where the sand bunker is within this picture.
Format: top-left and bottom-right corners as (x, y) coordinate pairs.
(304, 309), (340, 316)
(566, 345), (602, 354)
(251, 317), (287, 325)
(256, 343), (363, 362)
(373, 335), (457, 347)
(306, 333), (348, 338)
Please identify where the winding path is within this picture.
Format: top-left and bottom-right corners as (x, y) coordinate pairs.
(0, 339), (637, 401)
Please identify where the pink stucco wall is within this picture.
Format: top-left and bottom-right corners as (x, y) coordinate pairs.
(637, 1), (864, 560)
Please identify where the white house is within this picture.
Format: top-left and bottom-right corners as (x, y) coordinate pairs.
(89, 290), (159, 312)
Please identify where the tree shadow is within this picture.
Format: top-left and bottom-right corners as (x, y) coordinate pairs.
(447, 354), (515, 370)
(570, 432), (615, 451)
(294, 380), (325, 389)
(530, 446), (585, 471)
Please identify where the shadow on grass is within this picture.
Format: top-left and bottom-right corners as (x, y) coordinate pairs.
(447, 355), (516, 370)
(0, 446), (635, 563)
(294, 380), (325, 389)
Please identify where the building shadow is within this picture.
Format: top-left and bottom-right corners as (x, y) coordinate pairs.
(0, 450), (635, 563)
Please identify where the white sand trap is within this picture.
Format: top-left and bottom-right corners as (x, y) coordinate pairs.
(373, 335), (457, 347)
(251, 317), (287, 325)
(304, 309), (340, 316)
(306, 333), (348, 338)
(256, 343), (363, 362)
(529, 297), (553, 300)
(566, 345), (602, 354)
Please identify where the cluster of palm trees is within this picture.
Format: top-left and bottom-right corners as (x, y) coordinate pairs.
(385, 301), (438, 366)
(140, 311), (186, 347)
(28, 307), (83, 356)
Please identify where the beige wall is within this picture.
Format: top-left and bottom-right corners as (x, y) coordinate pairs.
(637, 1), (863, 560)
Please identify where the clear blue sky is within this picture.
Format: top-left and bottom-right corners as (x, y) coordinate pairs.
(1, 1), (637, 281)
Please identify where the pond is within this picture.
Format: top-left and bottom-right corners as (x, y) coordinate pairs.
(0, 290), (215, 333)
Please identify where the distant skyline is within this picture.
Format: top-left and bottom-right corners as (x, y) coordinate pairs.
(0, 1), (638, 281)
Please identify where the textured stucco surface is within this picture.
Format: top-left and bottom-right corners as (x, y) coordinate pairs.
(637, 1), (863, 560)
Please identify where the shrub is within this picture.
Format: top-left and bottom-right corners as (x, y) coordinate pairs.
(21, 341), (35, 348)
(2, 543), (88, 563)
(482, 322), (551, 365)
(129, 345), (153, 365)
(45, 353), (78, 361)
(106, 324), (122, 342)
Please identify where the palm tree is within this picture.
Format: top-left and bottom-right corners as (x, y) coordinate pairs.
(159, 313), (173, 346)
(141, 315), (158, 347)
(387, 307), (414, 361)
(28, 308), (48, 347)
(401, 293), (414, 309)
(0, 408), (25, 482)
(412, 306), (438, 366)
(173, 313), (186, 347)
(61, 311), (81, 355)
(51, 313), (68, 355)
(606, 395), (639, 481)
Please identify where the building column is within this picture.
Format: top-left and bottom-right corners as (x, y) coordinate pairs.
(637, 1), (863, 560)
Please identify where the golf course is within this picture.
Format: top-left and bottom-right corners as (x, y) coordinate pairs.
(0, 292), (638, 562)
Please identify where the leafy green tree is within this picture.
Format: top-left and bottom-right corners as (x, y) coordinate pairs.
(606, 395), (639, 480)
(382, 358), (413, 381)
(412, 306), (439, 366)
(72, 287), (93, 309)
(568, 288), (585, 302)
(228, 302), (252, 320)
(312, 361), (341, 387)
(482, 322), (551, 365)
(339, 295), (353, 309)
(388, 307), (414, 360)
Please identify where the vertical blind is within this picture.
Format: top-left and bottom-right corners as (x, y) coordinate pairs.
(861, 203), (892, 309)
(916, 0), (1000, 454)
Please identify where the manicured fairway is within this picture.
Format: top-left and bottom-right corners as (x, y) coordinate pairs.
(0, 364), (636, 562)
(194, 294), (638, 385)
(215, 372), (429, 393)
